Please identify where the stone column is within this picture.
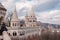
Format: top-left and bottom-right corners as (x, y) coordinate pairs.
(3, 31), (11, 40)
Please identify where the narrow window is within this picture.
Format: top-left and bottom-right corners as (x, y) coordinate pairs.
(15, 23), (16, 26)
(13, 23), (14, 26)
(13, 32), (17, 36)
(33, 20), (36, 22)
(9, 33), (11, 36)
(29, 20), (32, 22)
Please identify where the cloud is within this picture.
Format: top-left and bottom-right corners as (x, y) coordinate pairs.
(18, 16), (25, 20)
(37, 10), (60, 24)
(2, 0), (15, 11)
(0, 0), (60, 24)
(34, 0), (60, 12)
(1, 0), (60, 12)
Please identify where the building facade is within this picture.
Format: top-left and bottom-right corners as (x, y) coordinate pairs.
(25, 7), (37, 27)
(0, 3), (6, 24)
(0, 2), (60, 40)
(0, 3), (41, 40)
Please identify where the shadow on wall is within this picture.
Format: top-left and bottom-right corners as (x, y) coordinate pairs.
(0, 22), (7, 35)
(0, 16), (3, 25)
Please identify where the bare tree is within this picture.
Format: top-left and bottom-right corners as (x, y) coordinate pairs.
(6, 12), (13, 27)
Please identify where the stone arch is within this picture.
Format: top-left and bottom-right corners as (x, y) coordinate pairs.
(13, 32), (17, 36)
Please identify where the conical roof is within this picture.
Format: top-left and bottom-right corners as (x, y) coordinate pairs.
(30, 7), (35, 16)
(27, 5), (35, 17)
(11, 6), (20, 21)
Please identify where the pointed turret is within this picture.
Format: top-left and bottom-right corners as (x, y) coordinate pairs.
(25, 5), (37, 27)
(11, 6), (19, 21)
(10, 6), (20, 28)
(29, 6), (35, 16)
(27, 5), (35, 17)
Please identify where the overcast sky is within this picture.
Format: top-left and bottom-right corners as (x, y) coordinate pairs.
(0, 0), (60, 24)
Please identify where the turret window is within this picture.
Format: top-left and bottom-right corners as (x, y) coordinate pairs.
(20, 31), (25, 36)
(33, 20), (36, 22)
(29, 20), (32, 22)
(9, 33), (11, 36)
(13, 23), (14, 26)
(31, 16), (32, 17)
(15, 23), (16, 26)
(13, 32), (17, 36)
(20, 24), (23, 27)
(13, 23), (17, 26)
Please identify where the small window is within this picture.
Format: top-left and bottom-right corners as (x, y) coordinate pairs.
(13, 23), (14, 26)
(20, 25), (23, 27)
(15, 23), (16, 26)
(29, 20), (32, 22)
(13, 32), (17, 36)
(9, 33), (11, 36)
(31, 16), (32, 17)
(20, 32), (25, 36)
(33, 20), (36, 22)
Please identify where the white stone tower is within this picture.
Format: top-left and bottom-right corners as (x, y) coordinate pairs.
(25, 5), (37, 27)
(10, 6), (20, 28)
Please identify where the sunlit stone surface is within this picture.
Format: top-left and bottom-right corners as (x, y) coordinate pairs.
(3, 31), (11, 40)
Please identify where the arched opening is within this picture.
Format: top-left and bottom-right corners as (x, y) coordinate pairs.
(33, 20), (36, 22)
(31, 16), (32, 17)
(13, 32), (17, 36)
(20, 24), (23, 27)
(15, 23), (16, 26)
(20, 31), (25, 36)
(13, 23), (14, 26)
(9, 33), (11, 36)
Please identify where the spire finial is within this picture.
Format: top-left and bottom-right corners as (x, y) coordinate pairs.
(14, 5), (16, 12)
(29, 5), (35, 16)
(11, 5), (19, 21)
